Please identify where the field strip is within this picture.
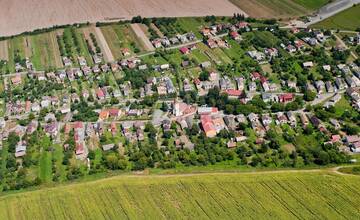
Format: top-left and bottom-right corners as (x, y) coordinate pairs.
(150, 23), (164, 37)
(130, 23), (155, 52)
(0, 168), (360, 220)
(94, 27), (115, 62)
(23, 36), (32, 58)
(0, 0), (246, 37)
(82, 27), (96, 52)
(0, 40), (8, 61)
(49, 31), (63, 68)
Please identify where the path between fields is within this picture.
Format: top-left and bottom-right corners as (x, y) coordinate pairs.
(130, 23), (155, 52)
(94, 26), (115, 62)
(1, 166), (357, 198)
(90, 166), (358, 184)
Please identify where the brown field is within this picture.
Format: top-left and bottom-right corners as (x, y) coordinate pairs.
(0, 0), (245, 37)
(0, 40), (8, 61)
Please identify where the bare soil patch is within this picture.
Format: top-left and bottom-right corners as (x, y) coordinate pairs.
(82, 27), (96, 52)
(0, 0), (245, 37)
(94, 27), (115, 62)
(150, 23), (165, 38)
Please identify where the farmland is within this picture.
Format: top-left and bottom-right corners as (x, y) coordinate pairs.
(0, 0), (245, 37)
(0, 170), (359, 219)
(311, 4), (360, 31)
(30, 32), (63, 70)
(229, 0), (329, 18)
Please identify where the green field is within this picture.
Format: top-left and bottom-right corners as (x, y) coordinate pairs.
(230, 0), (328, 18)
(311, 4), (360, 30)
(0, 170), (359, 219)
(31, 32), (62, 71)
(293, 0), (329, 10)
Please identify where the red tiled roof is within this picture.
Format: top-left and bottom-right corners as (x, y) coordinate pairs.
(225, 89), (243, 97)
(108, 108), (119, 117)
(73, 121), (83, 129)
(180, 47), (189, 54)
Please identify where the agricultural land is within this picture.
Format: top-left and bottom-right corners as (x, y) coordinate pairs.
(0, 1), (358, 218)
(0, 170), (360, 219)
(229, 0), (330, 18)
(0, 0), (245, 37)
(311, 4), (360, 31)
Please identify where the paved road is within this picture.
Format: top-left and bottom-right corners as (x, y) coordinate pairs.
(306, 0), (360, 26)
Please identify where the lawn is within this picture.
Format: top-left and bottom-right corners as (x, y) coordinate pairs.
(0, 171), (359, 219)
(311, 4), (360, 31)
(334, 96), (353, 117)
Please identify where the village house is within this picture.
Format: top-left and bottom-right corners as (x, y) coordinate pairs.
(121, 48), (131, 56)
(78, 56), (87, 66)
(299, 112), (309, 128)
(345, 135), (360, 152)
(102, 144), (115, 151)
(93, 54), (102, 64)
(325, 81), (334, 93)
(11, 75), (22, 86)
(286, 111), (297, 127)
(15, 141), (27, 158)
(303, 61), (313, 68)
(62, 57), (72, 67)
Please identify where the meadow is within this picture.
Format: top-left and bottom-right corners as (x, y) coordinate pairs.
(311, 4), (360, 31)
(0, 170), (359, 219)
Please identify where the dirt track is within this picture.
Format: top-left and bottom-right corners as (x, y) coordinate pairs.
(130, 23), (155, 51)
(94, 27), (115, 62)
(0, 0), (245, 37)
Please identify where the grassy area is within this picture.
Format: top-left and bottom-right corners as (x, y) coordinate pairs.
(38, 136), (53, 183)
(311, 4), (360, 31)
(334, 96), (353, 117)
(75, 29), (94, 66)
(293, 0), (329, 10)
(101, 24), (145, 59)
(7, 36), (25, 72)
(0, 171), (359, 219)
(229, 0), (314, 18)
(338, 166), (360, 175)
(31, 32), (60, 71)
(100, 26), (123, 59)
